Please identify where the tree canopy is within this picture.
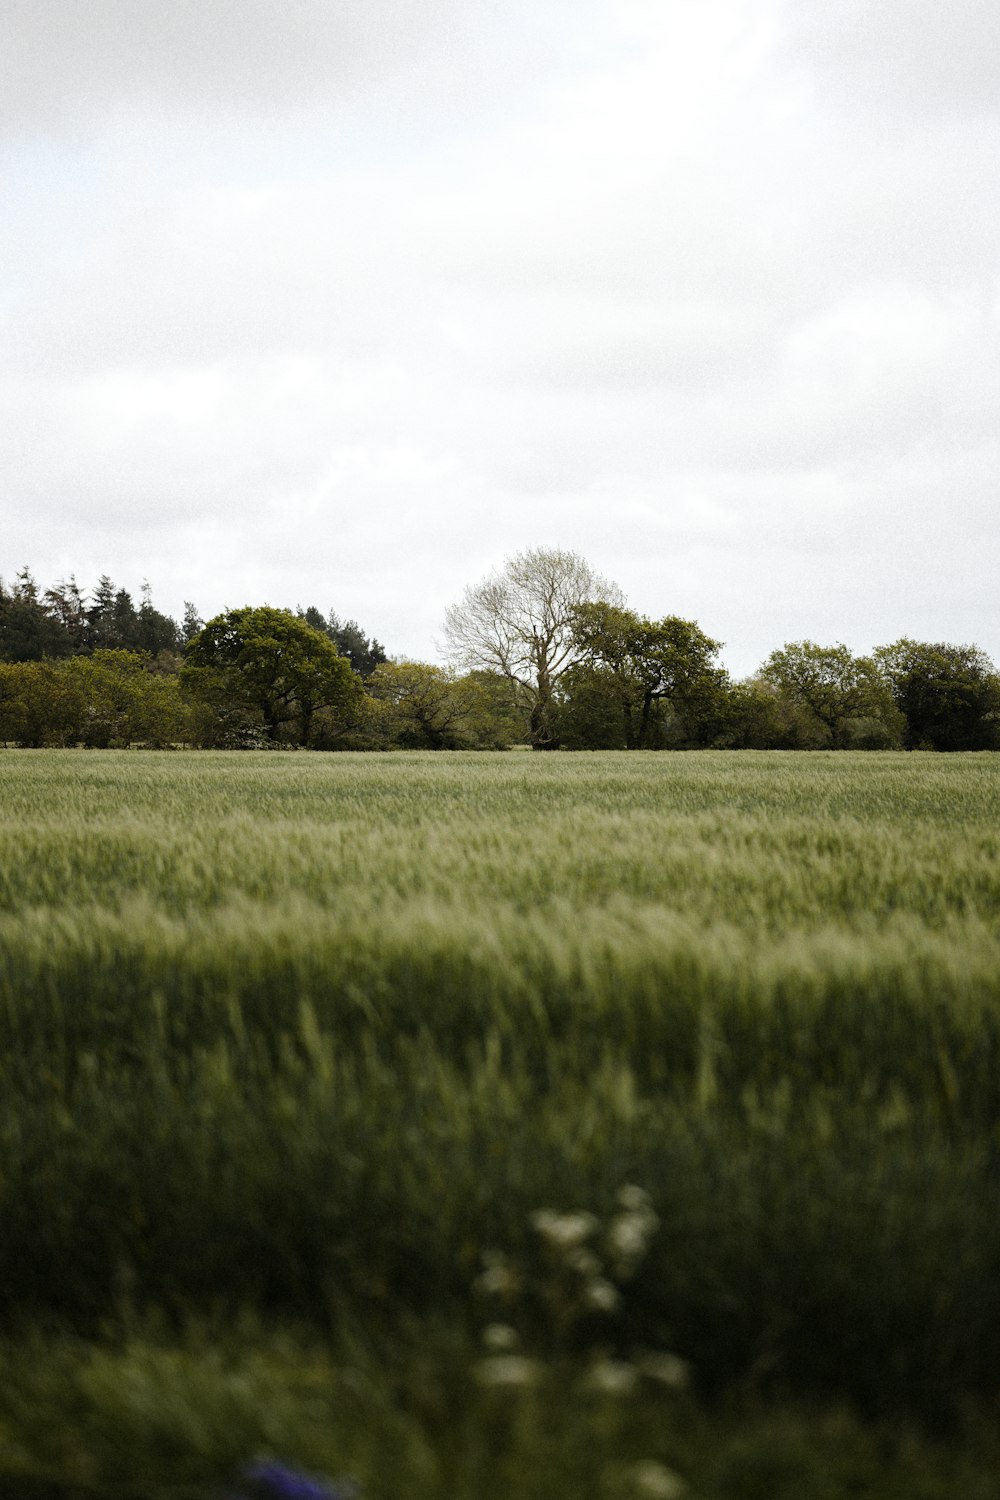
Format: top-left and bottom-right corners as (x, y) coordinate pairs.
(2, 554), (999, 753)
(444, 547), (623, 749)
(0, 650), (186, 748)
(0, 569), (73, 661)
(874, 639), (1000, 750)
(297, 607), (387, 678)
(182, 607), (363, 746)
(570, 602), (727, 748)
(760, 641), (903, 749)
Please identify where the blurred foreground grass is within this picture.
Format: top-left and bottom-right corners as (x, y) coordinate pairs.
(4, 1321), (1000, 1500)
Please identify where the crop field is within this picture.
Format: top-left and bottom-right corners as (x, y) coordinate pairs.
(2, 749), (1000, 1498)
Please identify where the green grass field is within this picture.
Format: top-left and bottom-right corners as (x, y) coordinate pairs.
(2, 749), (999, 1498)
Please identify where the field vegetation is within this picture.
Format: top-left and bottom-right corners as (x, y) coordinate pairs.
(2, 750), (1000, 1497)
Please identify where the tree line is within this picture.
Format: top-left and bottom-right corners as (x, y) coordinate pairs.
(2, 553), (998, 751)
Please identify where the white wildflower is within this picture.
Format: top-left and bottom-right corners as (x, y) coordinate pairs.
(628, 1459), (687, 1498)
(616, 1184), (652, 1214)
(607, 1211), (657, 1263)
(475, 1251), (517, 1297)
(566, 1247), (602, 1277)
(583, 1277), (621, 1313)
(481, 1322), (519, 1352)
(584, 1358), (639, 1397)
(530, 1209), (599, 1251)
(637, 1351), (690, 1390)
(475, 1355), (540, 1389)
(607, 1191), (659, 1276)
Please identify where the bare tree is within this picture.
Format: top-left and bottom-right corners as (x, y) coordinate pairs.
(443, 547), (623, 749)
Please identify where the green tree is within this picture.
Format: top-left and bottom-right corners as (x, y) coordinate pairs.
(555, 664), (629, 749)
(64, 651), (188, 747)
(297, 606), (387, 678)
(43, 576), (88, 654)
(135, 581), (180, 657)
(366, 661), (474, 749)
(714, 677), (795, 749)
(444, 548), (622, 750)
(85, 575), (123, 651)
(462, 669), (530, 748)
(0, 660), (84, 745)
(0, 650), (189, 748)
(182, 607), (363, 746)
(0, 568), (70, 661)
(760, 641), (903, 749)
(874, 639), (1000, 750)
(365, 661), (519, 749)
(181, 602), (204, 645)
(570, 602), (727, 748)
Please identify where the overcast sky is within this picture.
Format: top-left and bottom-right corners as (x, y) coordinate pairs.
(3, 0), (998, 675)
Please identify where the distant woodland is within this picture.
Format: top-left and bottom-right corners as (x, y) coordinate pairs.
(2, 553), (998, 751)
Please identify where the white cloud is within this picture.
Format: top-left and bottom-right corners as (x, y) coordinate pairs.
(2, 0), (998, 677)
(1, 0), (601, 136)
(782, 0), (1000, 115)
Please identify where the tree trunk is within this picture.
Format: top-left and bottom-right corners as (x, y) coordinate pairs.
(638, 689), (655, 748)
(622, 692), (637, 750)
(530, 688), (559, 749)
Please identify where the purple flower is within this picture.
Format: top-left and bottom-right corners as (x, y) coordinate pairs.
(238, 1458), (358, 1500)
